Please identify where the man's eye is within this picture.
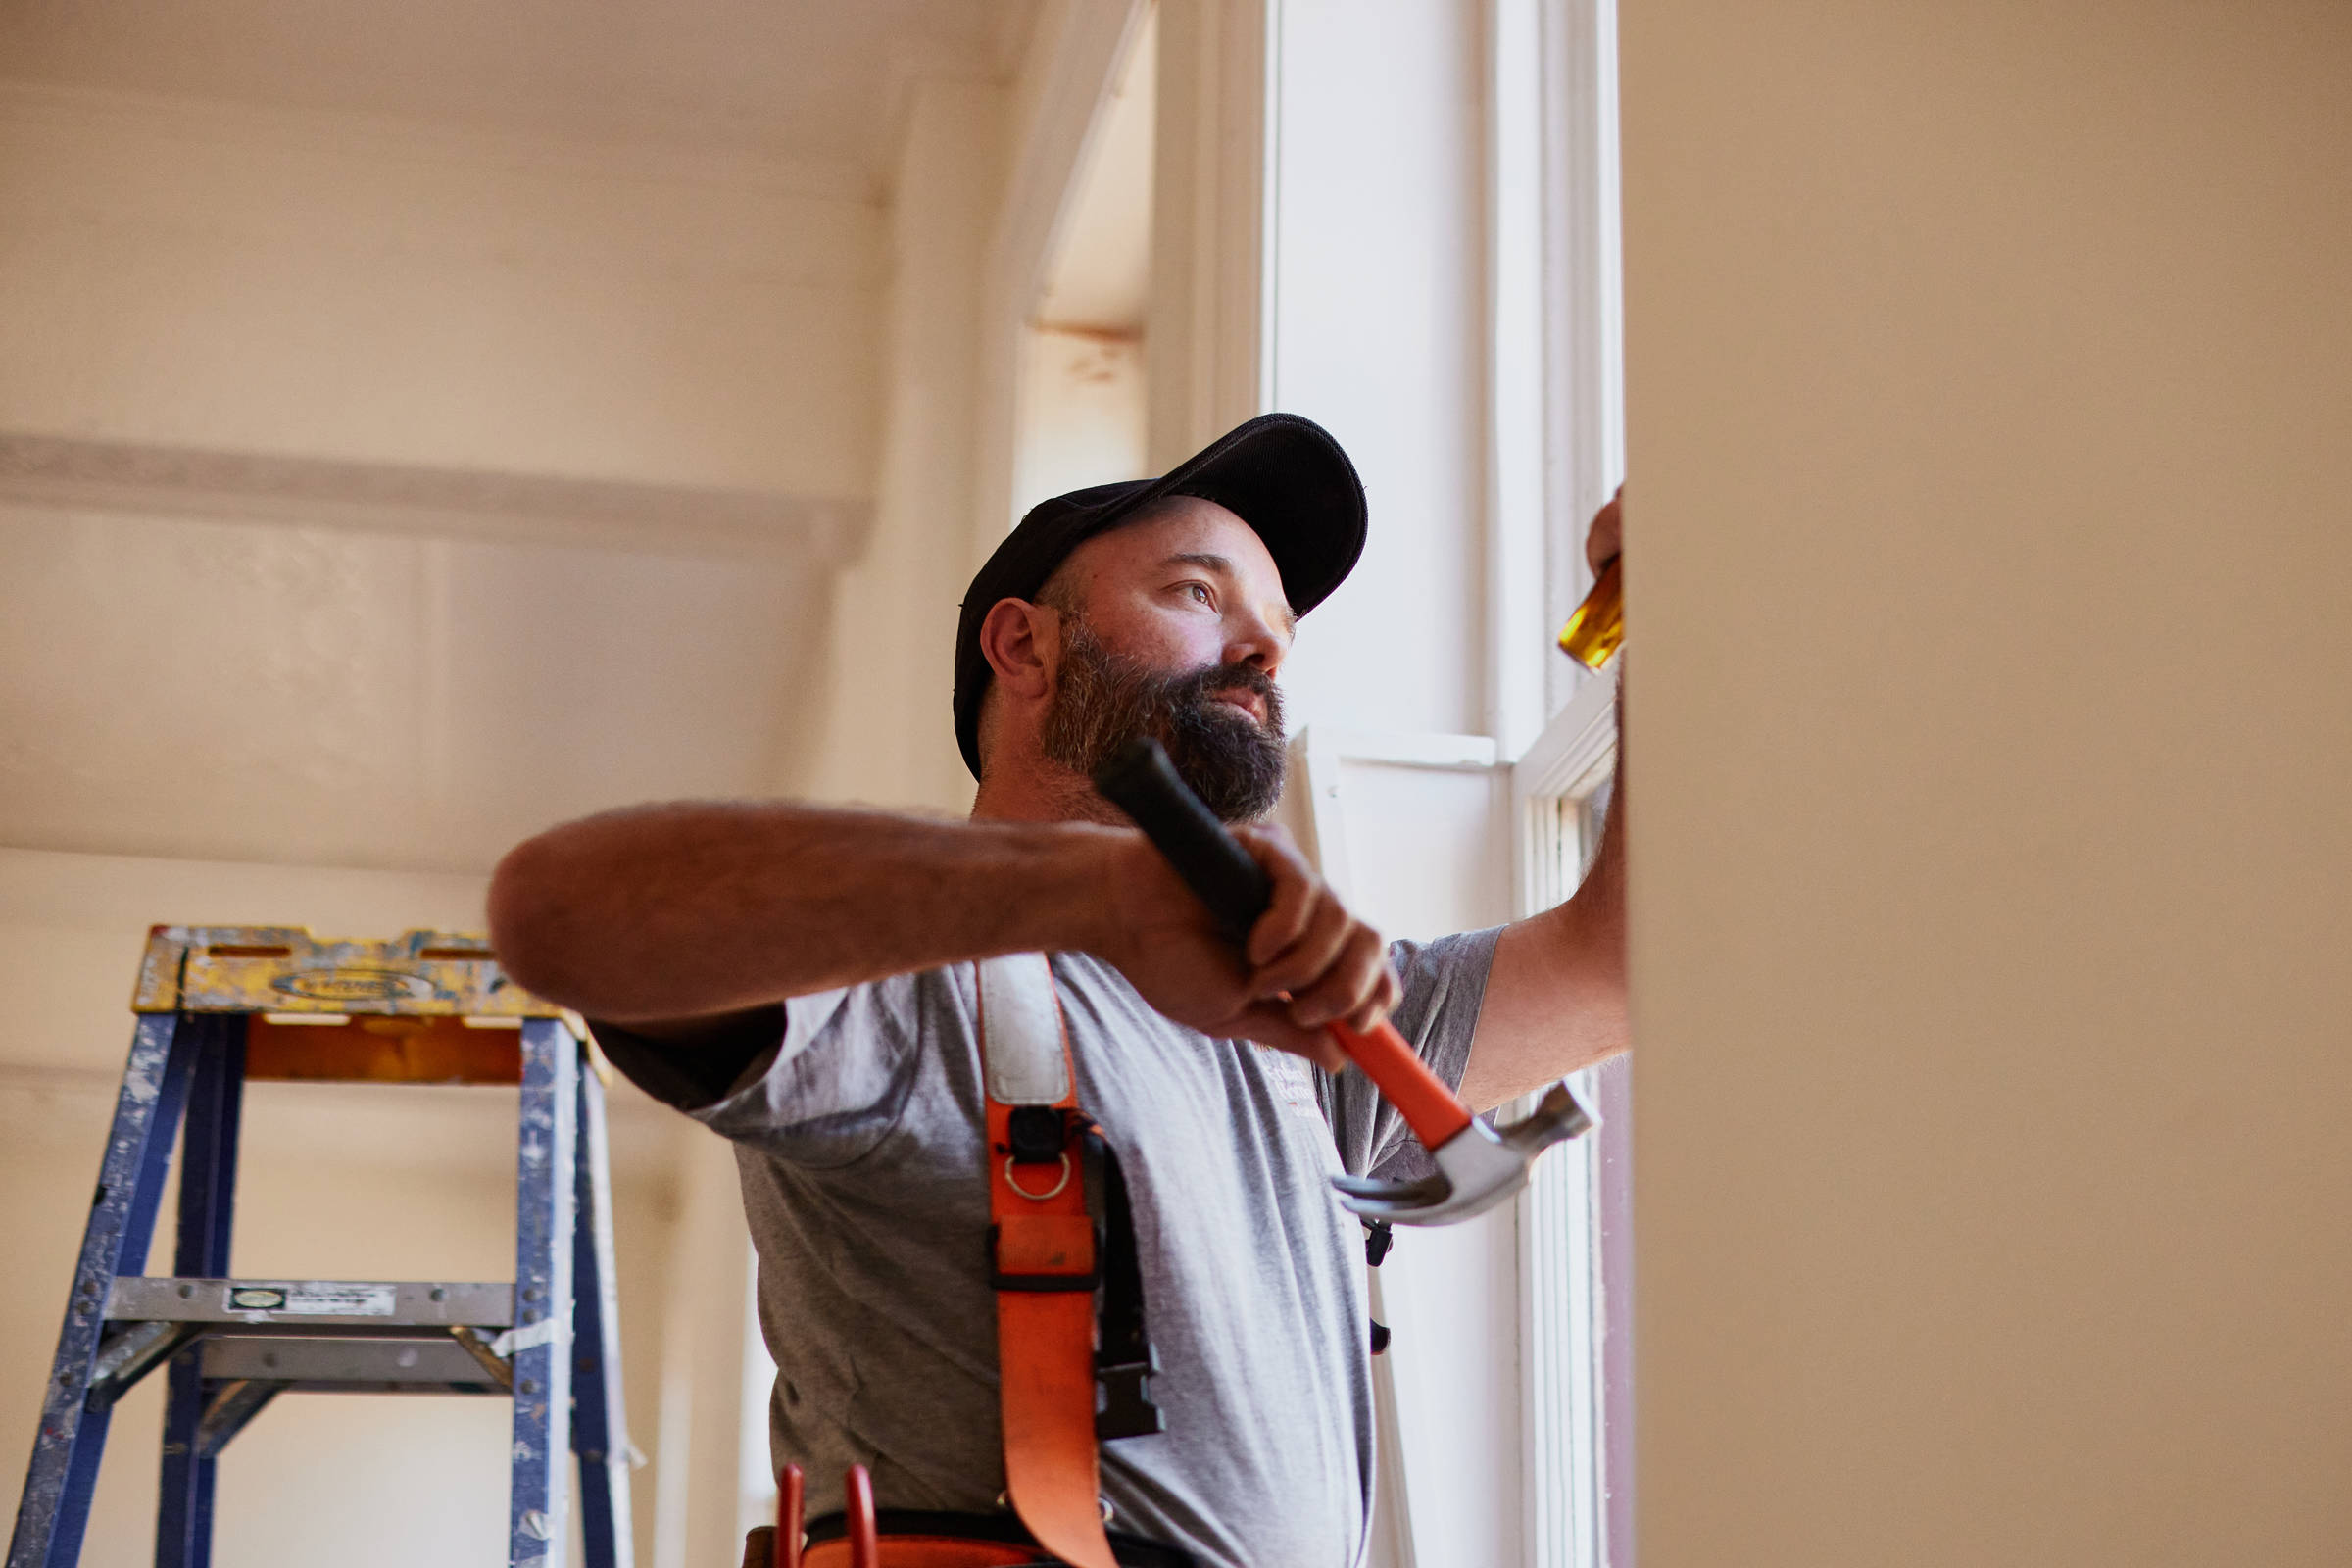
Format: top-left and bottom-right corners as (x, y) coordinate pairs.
(1183, 582), (1213, 606)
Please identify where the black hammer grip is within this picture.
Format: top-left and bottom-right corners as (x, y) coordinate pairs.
(1093, 738), (1273, 947)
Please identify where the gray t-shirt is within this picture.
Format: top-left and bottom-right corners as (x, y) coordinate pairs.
(656, 929), (1498, 1568)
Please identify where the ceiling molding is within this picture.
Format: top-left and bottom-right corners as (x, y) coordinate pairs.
(988, 0), (1152, 314)
(0, 78), (878, 207)
(0, 431), (870, 564)
(968, 0), (1151, 561)
(878, 33), (1017, 200)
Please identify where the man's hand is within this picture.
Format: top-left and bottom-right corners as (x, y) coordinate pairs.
(1588, 484), (1623, 574)
(1086, 826), (1399, 1070)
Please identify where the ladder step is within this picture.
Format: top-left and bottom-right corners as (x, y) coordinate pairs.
(105, 1278), (513, 1330)
(199, 1335), (509, 1394)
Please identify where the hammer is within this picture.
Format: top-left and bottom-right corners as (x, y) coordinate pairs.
(1095, 738), (1594, 1226)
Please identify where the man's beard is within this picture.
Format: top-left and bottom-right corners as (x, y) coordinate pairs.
(1041, 619), (1288, 823)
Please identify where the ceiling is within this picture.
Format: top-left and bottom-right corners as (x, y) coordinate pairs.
(0, 0), (1033, 873)
(0, 0), (1039, 186)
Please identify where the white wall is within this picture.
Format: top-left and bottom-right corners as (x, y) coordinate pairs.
(794, 75), (1007, 815)
(1620, 3), (2352, 1564)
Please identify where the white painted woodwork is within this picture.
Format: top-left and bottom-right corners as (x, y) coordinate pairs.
(969, 1), (1152, 564)
(1146, 0), (1271, 469)
(1012, 330), (1150, 520)
(1037, 9), (1158, 338)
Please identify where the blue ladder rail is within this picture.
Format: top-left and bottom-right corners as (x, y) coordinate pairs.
(6, 927), (632, 1568)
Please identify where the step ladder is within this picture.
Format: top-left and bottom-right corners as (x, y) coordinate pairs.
(7, 927), (633, 1568)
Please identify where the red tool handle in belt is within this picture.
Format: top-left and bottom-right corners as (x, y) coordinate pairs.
(1094, 739), (1476, 1151)
(774, 1464), (805, 1568)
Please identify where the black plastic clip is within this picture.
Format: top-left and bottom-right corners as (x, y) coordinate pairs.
(1095, 1347), (1165, 1439)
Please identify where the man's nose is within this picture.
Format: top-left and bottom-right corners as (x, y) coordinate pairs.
(1226, 615), (1288, 674)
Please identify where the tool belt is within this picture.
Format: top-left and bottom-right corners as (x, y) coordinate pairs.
(741, 1510), (1195, 1567)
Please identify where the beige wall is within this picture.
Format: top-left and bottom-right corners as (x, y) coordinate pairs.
(1620, 3), (2352, 1563)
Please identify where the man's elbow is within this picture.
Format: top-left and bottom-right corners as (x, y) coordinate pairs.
(486, 833), (590, 1008)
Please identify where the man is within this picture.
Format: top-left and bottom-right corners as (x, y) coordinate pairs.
(488, 413), (1627, 1567)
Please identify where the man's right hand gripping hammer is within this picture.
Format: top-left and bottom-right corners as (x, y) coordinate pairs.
(1094, 738), (1595, 1226)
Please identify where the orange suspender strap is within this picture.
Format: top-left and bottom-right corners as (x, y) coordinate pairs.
(974, 954), (1119, 1568)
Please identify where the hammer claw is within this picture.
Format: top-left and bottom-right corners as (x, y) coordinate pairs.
(1328, 1080), (1599, 1226)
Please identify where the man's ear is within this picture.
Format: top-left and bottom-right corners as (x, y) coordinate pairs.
(977, 598), (1056, 701)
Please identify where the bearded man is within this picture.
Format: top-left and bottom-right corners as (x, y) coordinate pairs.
(488, 413), (1628, 1568)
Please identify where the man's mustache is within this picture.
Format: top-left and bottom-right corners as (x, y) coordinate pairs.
(1172, 661), (1282, 728)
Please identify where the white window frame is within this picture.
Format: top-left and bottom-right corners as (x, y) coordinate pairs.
(1493, 0), (1626, 1563)
(1510, 669), (1621, 1568)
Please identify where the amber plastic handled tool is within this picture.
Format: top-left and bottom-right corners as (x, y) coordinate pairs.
(1094, 738), (1595, 1225)
(1557, 555), (1624, 669)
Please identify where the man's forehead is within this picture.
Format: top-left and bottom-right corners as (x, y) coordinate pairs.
(1068, 498), (1288, 591)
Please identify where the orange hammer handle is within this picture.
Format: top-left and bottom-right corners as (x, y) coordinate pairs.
(1327, 1017), (1474, 1150)
(1092, 740), (1484, 1154)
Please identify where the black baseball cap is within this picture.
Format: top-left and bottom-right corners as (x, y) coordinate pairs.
(953, 412), (1367, 779)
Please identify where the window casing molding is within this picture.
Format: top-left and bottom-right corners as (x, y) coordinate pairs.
(1498, 0), (1627, 1563)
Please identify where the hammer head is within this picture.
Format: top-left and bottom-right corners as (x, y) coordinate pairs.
(1331, 1081), (1595, 1226)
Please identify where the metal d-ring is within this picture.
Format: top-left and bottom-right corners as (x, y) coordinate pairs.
(1003, 1152), (1073, 1201)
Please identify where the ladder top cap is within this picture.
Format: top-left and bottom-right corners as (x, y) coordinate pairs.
(133, 926), (567, 1020)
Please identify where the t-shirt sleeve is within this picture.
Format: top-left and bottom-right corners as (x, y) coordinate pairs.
(1314, 925), (1504, 1179)
(590, 975), (930, 1168)
(587, 1010), (782, 1112)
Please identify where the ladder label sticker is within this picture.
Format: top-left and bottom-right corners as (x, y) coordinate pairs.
(225, 1284), (398, 1317)
(270, 967), (443, 1004)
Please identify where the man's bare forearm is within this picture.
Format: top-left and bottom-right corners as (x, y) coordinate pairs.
(488, 801), (1124, 1025)
(1458, 675), (1629, 1109)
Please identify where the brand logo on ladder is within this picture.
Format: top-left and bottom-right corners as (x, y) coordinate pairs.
(270, 968), (443, 1004)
